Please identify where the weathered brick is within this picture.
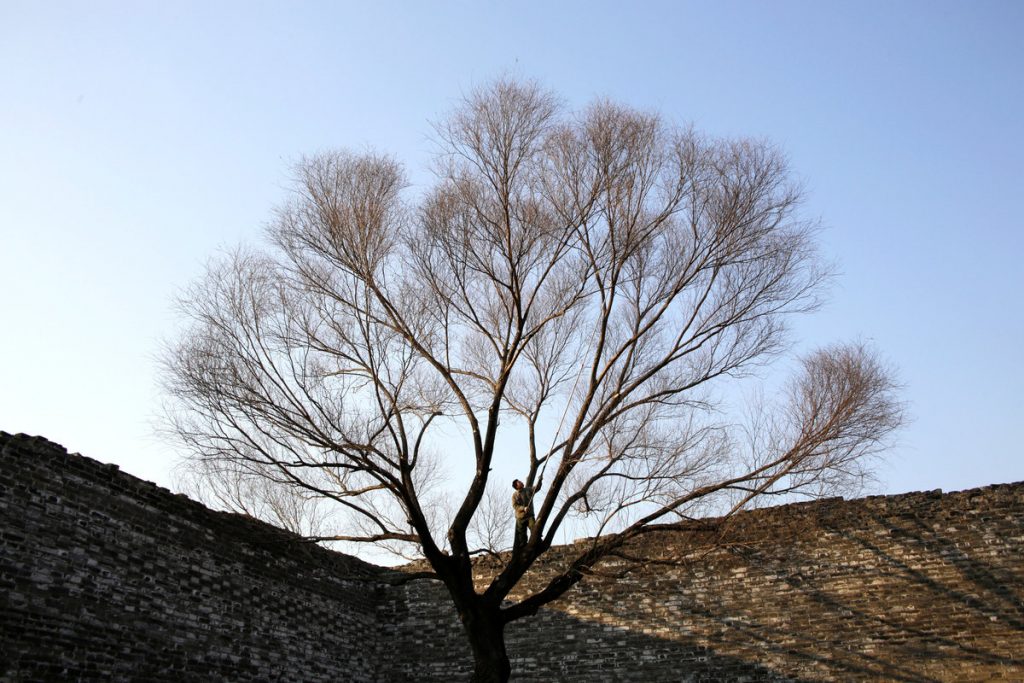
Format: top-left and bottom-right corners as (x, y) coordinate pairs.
(2, 431), (1022, 681)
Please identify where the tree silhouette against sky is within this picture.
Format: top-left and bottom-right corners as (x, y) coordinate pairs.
(163, 79), (903, 682)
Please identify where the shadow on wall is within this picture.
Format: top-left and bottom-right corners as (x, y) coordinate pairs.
(389, 549), (1024, 683)
(2, 432), (1023, 682)
(383, 576), (804, 683)
(787, 511), (1024, 680)
(486, 494), (1024, 682)
(504, 607), (807, 683)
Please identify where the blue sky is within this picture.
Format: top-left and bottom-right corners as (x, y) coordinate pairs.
(2, 1), (1021, 497)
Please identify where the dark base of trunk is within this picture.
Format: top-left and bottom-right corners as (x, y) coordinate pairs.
(465, 610), (511, 683)
(471, 656), (512, 683)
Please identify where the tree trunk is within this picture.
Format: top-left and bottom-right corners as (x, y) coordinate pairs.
(464, 608), (511, 683)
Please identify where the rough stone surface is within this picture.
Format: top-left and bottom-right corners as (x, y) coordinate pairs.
(0, 433), (388, 682)
(2, 431), (1023, 681)
(385, 487), (1024, 682)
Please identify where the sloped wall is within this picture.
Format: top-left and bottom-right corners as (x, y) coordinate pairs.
(3, 431), (1023, 682)
(0, 433), (388, 682)
(385, 485), (1024, 681)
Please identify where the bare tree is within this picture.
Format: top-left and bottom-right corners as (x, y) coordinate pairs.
(162, 79), (903, 682)
(173, 455), (334, 539)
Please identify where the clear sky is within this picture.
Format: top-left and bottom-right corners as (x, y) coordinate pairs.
(2, 1), (1021, 499)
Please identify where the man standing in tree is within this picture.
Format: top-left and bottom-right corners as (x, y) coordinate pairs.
(512, 478), (542, 543)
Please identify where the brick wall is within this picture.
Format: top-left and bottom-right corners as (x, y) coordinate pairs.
(0, 433), (388, 682)
(3, 431), (1023, 681)
(384, 485), (1024, 681)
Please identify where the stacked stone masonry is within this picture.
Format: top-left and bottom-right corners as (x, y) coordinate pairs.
(2, 431), (1022, 681)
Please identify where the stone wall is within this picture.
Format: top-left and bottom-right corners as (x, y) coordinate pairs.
(0, 433), (389, 682)
(2, 431), (1023, 681)
(385, 486), (1024, 681)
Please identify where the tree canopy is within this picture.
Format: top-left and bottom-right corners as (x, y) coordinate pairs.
(163, 78), (903, 682)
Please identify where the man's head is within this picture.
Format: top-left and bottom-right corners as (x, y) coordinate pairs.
(512, 479), (524, 490)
